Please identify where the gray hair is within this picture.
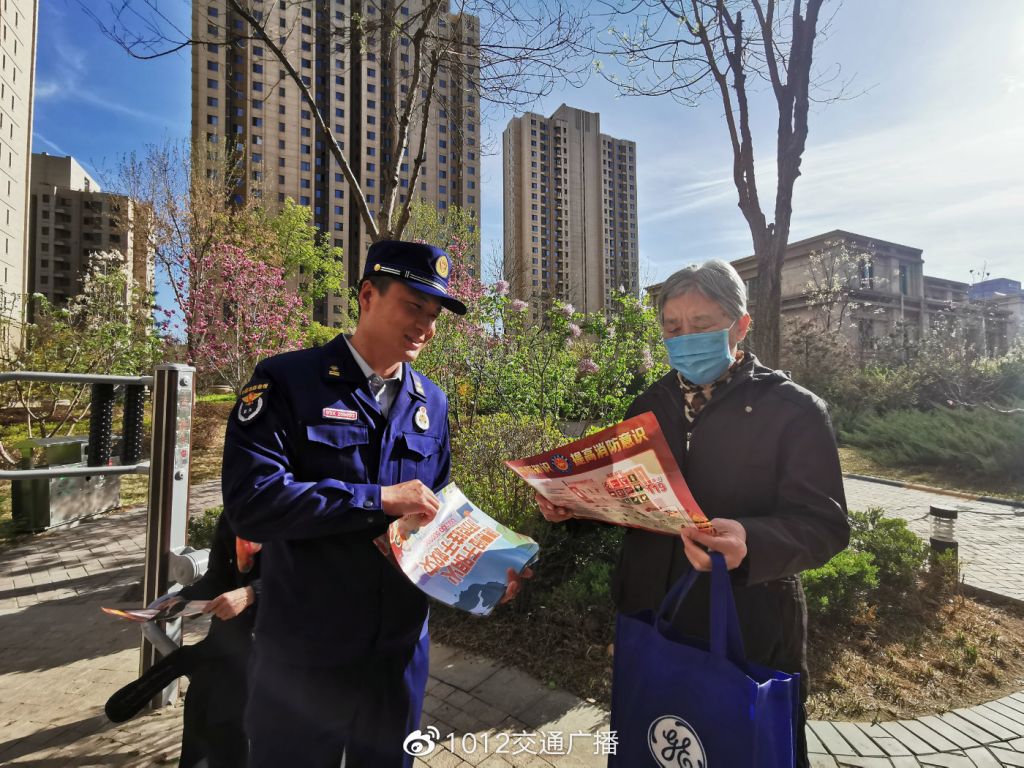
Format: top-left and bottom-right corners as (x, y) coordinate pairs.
(657, 260), (747, 323)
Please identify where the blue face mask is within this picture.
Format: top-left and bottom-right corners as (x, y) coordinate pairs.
(663, 324), (735, 385)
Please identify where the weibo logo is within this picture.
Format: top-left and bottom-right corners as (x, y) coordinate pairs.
(648, 715), (706, 768)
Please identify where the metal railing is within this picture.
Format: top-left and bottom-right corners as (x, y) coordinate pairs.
(0, 364), (196, 707)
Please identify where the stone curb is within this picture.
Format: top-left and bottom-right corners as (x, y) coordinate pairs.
(844, 473), (1024, 511)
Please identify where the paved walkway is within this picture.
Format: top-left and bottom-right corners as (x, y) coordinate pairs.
(844, 477), (1023, 603)
(0, 477), (1020, 767)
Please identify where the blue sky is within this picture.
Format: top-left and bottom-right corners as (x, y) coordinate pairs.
(34, 0), (1023, 303)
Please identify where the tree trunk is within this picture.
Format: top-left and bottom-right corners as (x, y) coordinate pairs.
(751, 230), (784, 368)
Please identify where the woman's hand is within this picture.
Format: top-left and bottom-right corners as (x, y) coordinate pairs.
(204, 587), (255, 620)
(499, 567), (534, 604)
(535, 492), (573, 523)
(680, 518), (747, 571)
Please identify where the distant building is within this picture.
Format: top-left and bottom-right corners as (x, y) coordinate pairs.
(647, 230), (1021, 356)
(969, 277), (1021, 301)
(503, 104), (638, 316)
(29, 154), (154, 307)
(0, 0), (39, 347)
(192, 0), (482, 327)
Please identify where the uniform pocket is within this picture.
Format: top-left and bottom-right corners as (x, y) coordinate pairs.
(397, 432), (442, 482)
(303, 424), (370, 478)
(305, 424), (369, 449)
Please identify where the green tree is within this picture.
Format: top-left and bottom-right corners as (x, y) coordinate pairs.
(266, 198), (345, 304)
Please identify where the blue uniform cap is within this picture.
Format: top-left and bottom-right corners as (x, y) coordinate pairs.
(363, 240), (468, 315)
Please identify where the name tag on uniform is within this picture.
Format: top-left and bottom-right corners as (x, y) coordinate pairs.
(323, 408), (359, 422)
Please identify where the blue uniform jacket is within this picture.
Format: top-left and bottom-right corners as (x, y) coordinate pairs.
(221, 334), (451, 664)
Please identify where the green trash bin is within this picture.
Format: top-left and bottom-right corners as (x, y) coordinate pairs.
(11, 436), (122, 531)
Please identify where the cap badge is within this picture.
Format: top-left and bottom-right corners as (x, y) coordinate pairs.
(414, 406), (430, 431)
(435, 255), (450, 279)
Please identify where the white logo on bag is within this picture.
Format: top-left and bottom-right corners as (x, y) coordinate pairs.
(648, 715), (706, 768)
(402, 726), (440, 756)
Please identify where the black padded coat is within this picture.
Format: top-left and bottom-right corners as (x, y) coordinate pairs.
(611, 353), (850, 696)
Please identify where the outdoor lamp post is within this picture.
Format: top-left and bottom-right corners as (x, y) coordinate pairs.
(929, 505), (959, 559)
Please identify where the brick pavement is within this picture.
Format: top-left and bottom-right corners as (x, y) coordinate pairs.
(843, 478), (1024, 603)
(0, 477), (1020, 767)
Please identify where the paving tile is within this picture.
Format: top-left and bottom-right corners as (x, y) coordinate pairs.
(953, 708), (1018, 741)
(889, 759), (923, 768)
(987, 746), (1024, 766)
(857, 724), (915, 757)
(811, 757), (840, 768)
(995, 696), (1024, 716)
(806, 724), (827, 754)
(879, 722), (935, 756)
(832, 721), (888, 757)
(433, 653), (503, 693)
(937, 713), (1001, 746)
(811, 721), (857, 755)
(916, 754), (975, 767)
(974, 703), (1024, 736)
(835, 757), (895, 767)
(917, 716), (980, 750)
(899, 720), (962, 753)
(469, 667), (548, 720)
(982, 701), (1024, 732)
(961, 747), (1004, 768)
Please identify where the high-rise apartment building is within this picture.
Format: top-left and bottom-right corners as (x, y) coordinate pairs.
(28, 153), (154, 306)
(192, 0), (481, 327)
(503, 104), (638, 316)
(0, 0), (39, 346)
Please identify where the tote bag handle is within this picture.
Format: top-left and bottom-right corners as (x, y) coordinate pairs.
(656, 552), (747, 664)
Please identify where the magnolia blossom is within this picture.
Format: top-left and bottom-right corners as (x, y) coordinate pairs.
(639, 347), (655, 373)
(578, 357), (599, 375)
(511, 299), (529, 313)
(494, 279), (510, 296)
(568, 322), (582, 339)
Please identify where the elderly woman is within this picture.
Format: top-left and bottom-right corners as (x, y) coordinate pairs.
(537, 259), (850, 768)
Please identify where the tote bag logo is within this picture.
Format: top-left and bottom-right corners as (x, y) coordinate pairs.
(648, 715), (706, 768)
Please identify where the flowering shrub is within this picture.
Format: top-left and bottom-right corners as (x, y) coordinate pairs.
(188, 245), (308, 393)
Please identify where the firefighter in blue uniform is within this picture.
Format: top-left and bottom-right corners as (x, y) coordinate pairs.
(222, 240), (466, 768)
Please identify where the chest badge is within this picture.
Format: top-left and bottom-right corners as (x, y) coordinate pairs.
(414, 406), (430, 431)
(328, 364), (341, 378)
(323, 407), (359, 422)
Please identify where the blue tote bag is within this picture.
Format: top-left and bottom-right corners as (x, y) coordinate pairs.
(609, 552), (800, 768)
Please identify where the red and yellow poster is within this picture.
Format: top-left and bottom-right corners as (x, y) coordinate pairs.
(506, 412), (712, 535)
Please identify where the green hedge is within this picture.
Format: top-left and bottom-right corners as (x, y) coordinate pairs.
(841, 406), (1024, 483)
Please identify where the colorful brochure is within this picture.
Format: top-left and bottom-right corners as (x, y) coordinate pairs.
(101, 600), (209, 623)
(506, 412), (713, 535)
(380, 483), (539, 616)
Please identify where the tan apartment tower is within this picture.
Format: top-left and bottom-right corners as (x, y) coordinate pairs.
(503, 104), (638, 316)
(192, 0), (482, 328)
(28, 154), (154, 307)
(0, 0), (39, 347)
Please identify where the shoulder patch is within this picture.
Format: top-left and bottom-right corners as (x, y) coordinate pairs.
(236, 378), (271, 425)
